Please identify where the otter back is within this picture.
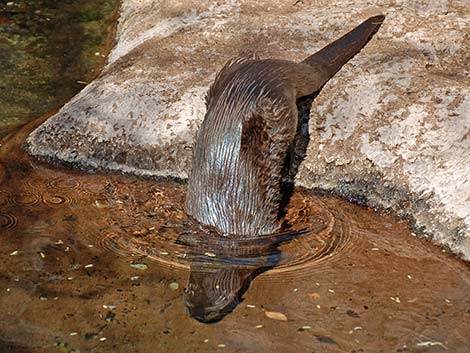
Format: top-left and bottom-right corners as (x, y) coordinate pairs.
(185, 16), (385, 237)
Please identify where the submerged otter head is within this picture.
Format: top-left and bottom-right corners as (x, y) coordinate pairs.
(183, 266), (252, 323)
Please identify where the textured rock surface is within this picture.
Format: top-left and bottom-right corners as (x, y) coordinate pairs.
(25, 1), (470, 258)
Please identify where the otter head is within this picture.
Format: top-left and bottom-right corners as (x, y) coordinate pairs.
(183, 266), (250, 323)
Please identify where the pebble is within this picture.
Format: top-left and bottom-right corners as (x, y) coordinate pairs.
(169, 282), (179, 290)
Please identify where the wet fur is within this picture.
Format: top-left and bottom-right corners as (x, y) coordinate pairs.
(185, 16), (385, 237)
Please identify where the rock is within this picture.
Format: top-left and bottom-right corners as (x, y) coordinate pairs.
(24, 1), (470, 258)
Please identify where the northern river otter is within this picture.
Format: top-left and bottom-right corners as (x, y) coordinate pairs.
(185, 15), (385, 237)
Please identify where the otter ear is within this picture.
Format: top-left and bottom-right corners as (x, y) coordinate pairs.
(205, 54), (258, 108)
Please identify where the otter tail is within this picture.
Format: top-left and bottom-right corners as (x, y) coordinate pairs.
(302, 15), (385, 77)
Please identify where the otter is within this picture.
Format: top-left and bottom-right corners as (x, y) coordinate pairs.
(185, 15), (385, 237)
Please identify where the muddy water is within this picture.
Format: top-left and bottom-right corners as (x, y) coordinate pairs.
(1, 118), (469, 353)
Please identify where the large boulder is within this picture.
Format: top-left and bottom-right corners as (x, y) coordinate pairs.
(24, 1), (470, 258)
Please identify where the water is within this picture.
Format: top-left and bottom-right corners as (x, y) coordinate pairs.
(1, 2), (470, 352)
(0, 0), (116, 134)
(1, 119), (470, 352)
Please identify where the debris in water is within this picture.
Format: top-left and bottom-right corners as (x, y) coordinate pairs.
(315, 335), (337, 344)
(130, 276), (140, 281)
(102, 304), (116, 310)
(265, 310), (288, 321)
(204, 251), (216, 257)
(10, 250), (18, 256)
(99, 337), (107, 342)
(93, 199), (109, 209)
(246, 304), (256, 308)
(105, 311), (115, 322)
(217, 344), (226, 348)
(255, 325), (263, 328)
(70, 332), (78, 336)
(308, 292), (321, 299)
(84, 264), (93, 268)
(346, 309), (360, 318)
(328, 289), (335, 293)
(391, 297), (401, 303)
(298, 325), (312, 331)
(56, 341), (81, 353)
(129, 263), (148, 270)
(203, 339), (209, 343)
(169, 281), (179, 290)
(407, 274), (413, 279)
(39, 252), (45, 259)
(416, 341), (447, 349)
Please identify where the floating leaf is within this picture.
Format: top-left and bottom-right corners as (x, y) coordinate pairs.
(265, 310), (288, 321)
(129, 263), (148, 270)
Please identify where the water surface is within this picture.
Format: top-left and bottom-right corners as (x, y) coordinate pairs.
(1, 118), (469, 352)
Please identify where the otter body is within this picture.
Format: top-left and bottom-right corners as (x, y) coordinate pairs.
(185, 15), (385, 237)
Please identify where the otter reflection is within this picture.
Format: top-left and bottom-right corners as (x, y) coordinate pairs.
(178, 229), (302, 323)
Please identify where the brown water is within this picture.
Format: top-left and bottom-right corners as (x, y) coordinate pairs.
(1, 116), (470, 353)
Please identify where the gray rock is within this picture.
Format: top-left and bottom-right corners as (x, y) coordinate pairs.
(24, 1), (470, 258)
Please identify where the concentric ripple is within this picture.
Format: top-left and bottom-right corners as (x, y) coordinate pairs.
(42, 194), (74, 208)
(48, 177), (81, 191)
(9, 192), (42, 207)
(83, 184), (359, 278)
(0, 213), (18, 229)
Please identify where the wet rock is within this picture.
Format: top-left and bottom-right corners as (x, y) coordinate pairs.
(24, 1), (470, 258)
